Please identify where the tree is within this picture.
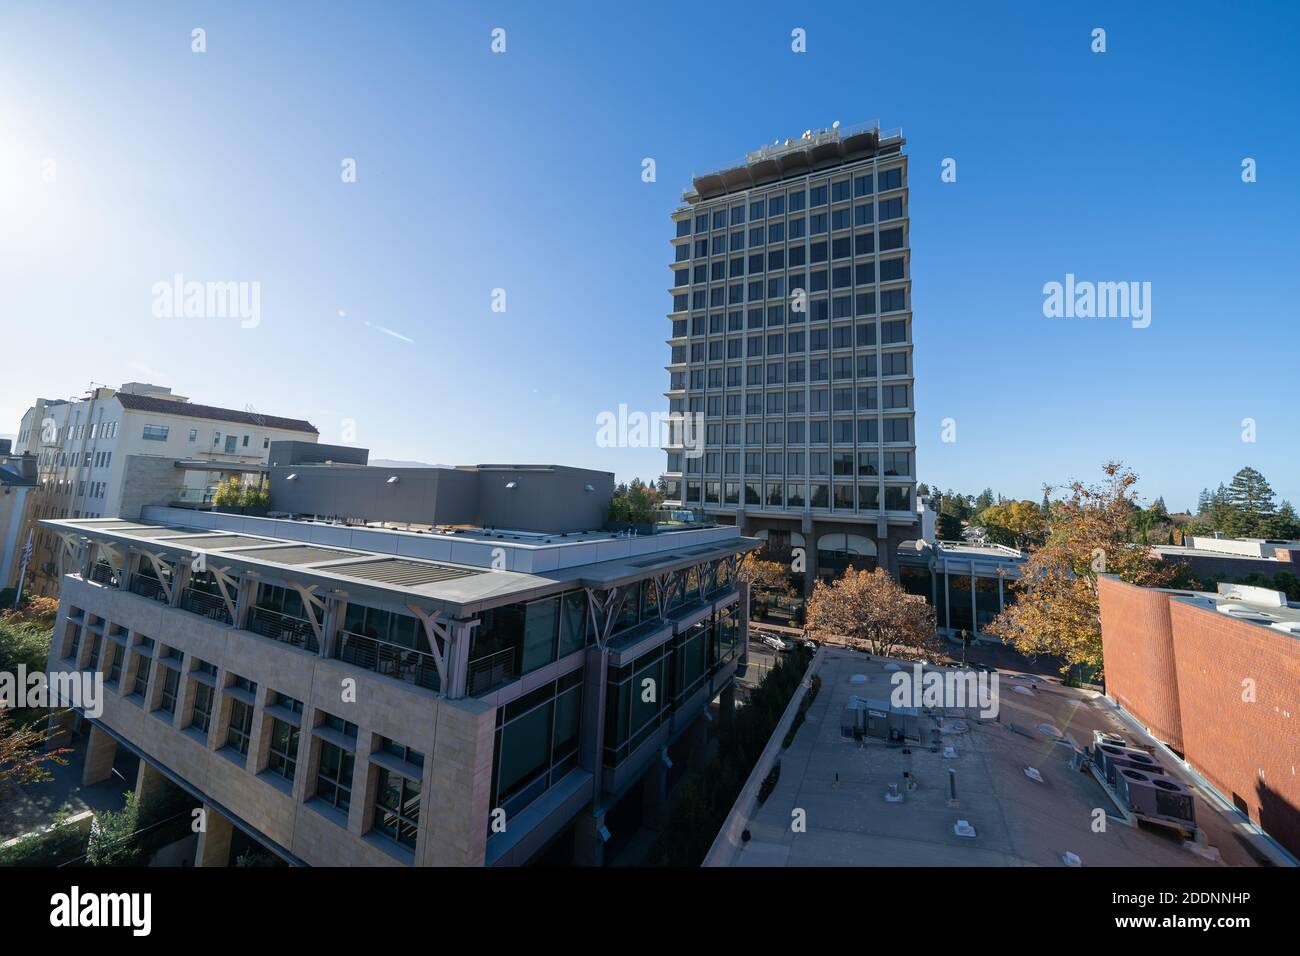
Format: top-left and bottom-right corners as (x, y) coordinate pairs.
(1221, 467), (1277, 537)
(806, 568), (940, 660)
(86, 791), (143, 866)
(976, 500), (1047, 549)
(974, 488), (996, 513)
(608, 478), (662, 524)
(0, 711), (70, 798)
(936, 511), (963, 541)
(211, 476), (244, 507)
(984, 462), (1180, 675)
(737, 554), (793, 596)
(1273, 501), (1299, 540)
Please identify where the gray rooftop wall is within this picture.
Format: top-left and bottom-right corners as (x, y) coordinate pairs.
(267, 462), (614, 534)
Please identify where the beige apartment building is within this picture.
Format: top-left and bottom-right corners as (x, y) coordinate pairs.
(11, 382), (317, 594)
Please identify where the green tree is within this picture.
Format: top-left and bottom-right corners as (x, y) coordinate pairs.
(936, 511), (963, 541)
(86, 791), (143, 866)
(608, 477), (661, 524)
(1273, 501), (1299, 539)
(1221, 467), (1277, 537)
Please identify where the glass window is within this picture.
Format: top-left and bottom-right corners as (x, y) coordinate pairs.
(373, 767), (421, 849)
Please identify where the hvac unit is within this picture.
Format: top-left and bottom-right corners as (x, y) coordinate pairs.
(1092, 743), (1162, 785)
(1115, 768), (1196, 827)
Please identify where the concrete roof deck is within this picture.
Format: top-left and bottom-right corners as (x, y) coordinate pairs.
(711, 649), (1273, 867)
(41, 512), (760, 615)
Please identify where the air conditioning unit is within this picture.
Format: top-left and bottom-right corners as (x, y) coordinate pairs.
(1093, 742), (1162, 785)
(1115, 768), (1196, 827)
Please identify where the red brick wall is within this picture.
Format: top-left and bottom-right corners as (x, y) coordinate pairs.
(1097, 576), (1184, 751)
(1169, 599), (1300, 857)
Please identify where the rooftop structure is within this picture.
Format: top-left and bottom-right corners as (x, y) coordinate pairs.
(1152, 535), (1300, 582)
(705, 647), (1289, 867)
(686, 121), (905, 202)
(265, 450), (616, 536)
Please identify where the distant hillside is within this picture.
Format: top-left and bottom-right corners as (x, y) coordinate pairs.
(369, 458), (455, 469)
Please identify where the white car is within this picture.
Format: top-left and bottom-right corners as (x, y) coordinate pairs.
(761, 634), (791, 652)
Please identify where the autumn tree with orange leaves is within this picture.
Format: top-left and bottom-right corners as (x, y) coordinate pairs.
(806, 567), (940, 660)
(984, 462), (1179, 674)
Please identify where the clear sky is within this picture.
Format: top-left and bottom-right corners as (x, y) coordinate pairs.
(1, 1), (1296, 513)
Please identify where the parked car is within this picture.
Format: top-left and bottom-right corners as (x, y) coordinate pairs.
(799, 638), (819, 652)
(761, 634), (791, 652)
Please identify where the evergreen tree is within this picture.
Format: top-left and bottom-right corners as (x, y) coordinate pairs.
(1222, 467), (1277, 537)
(1272, 501), (1299, 540)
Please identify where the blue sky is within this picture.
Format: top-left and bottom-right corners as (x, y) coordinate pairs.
(1, 1), (1296, 512)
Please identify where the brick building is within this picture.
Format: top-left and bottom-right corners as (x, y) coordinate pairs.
(1098, 575), (1300, 857)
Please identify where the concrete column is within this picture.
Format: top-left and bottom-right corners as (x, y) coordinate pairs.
(421, 698), (496, 866)
(135, 760), (169, 812)
(643, 751), (669, 830)
(445, 619), (476, 699)
(946, 567), (956, 634)
(233, 576), (257, 631)
(194, 804), (234, 867)
(573, 810), (607, 867)
(969, 570), (978, 636)
(319, 595), (346, 659)
(719, 682), (736, 735)
(82, 724), (117, 786)
(170, 561), (192, 607)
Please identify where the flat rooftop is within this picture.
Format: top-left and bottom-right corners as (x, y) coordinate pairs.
(40, 507), (759, 614)
(707, 648), (1283, 867)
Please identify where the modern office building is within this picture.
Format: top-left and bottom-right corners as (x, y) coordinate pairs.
(897, 536), (1025, 641)
(1098, 576), (1300, 859)
(11, 383), (318, 594)
(40, 468), (758, 866)
(661, 121), (915, 590)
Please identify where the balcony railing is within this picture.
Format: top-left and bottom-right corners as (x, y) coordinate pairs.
(248, 606), (319, 653)
(337, 631), (440, 692)
(466, 646), (517, 696)
(89, 562), (118, 587)
(181, 587), (233, 626)
(129, 575), (169, 604)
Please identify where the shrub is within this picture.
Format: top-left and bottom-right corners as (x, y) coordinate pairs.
(649, 648), (811, 866)
(87, 792), (143, 866)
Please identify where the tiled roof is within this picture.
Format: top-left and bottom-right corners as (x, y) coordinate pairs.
(114, 393), (318, 433)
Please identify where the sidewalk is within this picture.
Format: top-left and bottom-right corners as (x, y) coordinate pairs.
(0, 728), (135, 839)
